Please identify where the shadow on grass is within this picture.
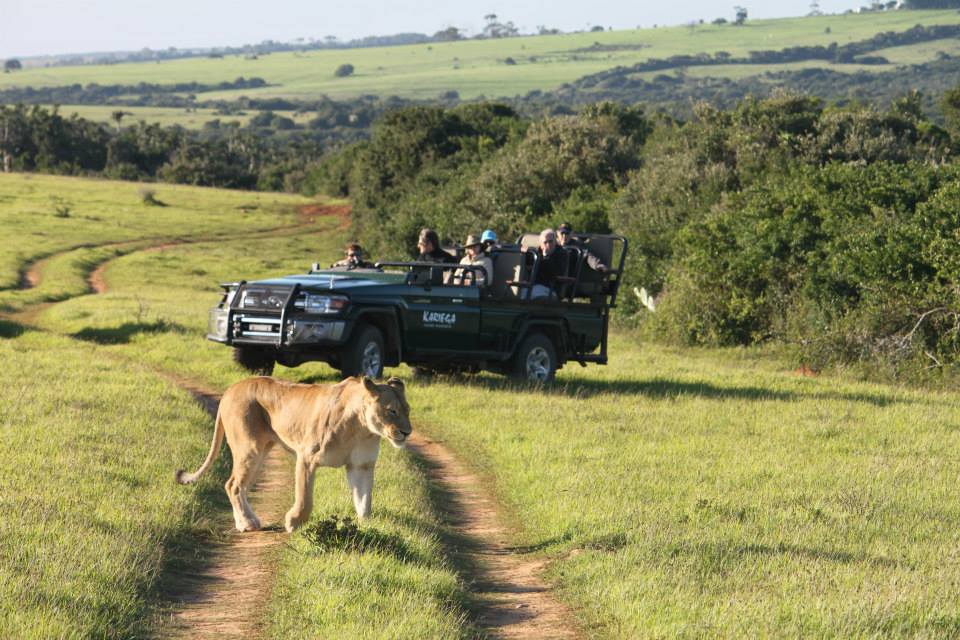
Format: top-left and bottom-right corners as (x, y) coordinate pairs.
(72, 320), (188, 345)
(665, 540), (906, 572)
(299, 514), (424, 565)
(0, 318), (26, 338)
(421, 373), (927, 408)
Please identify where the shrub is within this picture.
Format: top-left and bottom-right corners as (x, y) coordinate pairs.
(334, 63), (355, 78)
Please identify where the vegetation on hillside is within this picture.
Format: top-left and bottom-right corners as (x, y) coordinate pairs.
(304, 89), (960, 380)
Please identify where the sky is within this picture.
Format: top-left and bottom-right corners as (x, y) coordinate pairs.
(2, 0), (863, 59)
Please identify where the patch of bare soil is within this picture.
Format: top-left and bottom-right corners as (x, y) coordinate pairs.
(155, 384), (291, 639)
(407, 433), (582, 640)
(297, 202), (351, 230)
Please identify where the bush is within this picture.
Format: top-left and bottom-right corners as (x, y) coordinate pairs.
(334, 63), (355, 78)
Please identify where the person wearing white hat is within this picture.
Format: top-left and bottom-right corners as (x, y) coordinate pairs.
(453, 234), (493, 288)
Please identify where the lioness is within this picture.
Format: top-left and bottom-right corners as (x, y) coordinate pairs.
(176, 376), (411, 533)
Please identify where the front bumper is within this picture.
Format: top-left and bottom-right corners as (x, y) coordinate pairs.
(207, 307), (346, 346)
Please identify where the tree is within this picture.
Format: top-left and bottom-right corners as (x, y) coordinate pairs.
(334, 63), (355, 78)
(433, 26), (463, 41)
(3, 59), (22, 72)
(110, 110), (129, 132)
(734, 6), (748, 24)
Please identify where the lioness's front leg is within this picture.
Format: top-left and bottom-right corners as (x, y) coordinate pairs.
(285, 453), (315, 532)
(346, 462), (375, 519)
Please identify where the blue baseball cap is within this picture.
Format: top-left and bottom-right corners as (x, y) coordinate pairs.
(481, 229), (497, 243)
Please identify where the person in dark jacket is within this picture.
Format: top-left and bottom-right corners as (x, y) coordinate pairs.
(556, 222), (607, 273)
(531, 229), (567, 299)
(416, 228), (456, 263)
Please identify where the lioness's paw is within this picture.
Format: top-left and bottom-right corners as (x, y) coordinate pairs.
(285, 512), (305, 532)
(237, 518), (261, 533)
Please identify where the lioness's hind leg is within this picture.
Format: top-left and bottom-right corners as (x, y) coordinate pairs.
(227, 445), (267, 532)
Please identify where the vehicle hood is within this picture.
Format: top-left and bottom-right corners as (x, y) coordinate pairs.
(248, 270), (406, 293)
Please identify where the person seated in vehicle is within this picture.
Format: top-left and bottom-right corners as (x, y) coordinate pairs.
(331, 242), (375, 269)
(416, 228), (457, 264)
(452, 234), (494, 287)
(529, 228), (568, 300)
(556, 222), (607, 273)
(481, 229), (500, 255)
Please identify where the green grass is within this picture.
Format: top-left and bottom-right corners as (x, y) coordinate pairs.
(0, 172), (311, 293)
(0, 329), (223, 638)
(41, 105), (315, 129)
(4, 11), (959, 100)
(406, 341), (960, 637)
(2, 174), (475, 637)
(12, 172), (960, 636)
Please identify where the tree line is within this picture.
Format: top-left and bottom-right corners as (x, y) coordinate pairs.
(302, 89), (960, 381)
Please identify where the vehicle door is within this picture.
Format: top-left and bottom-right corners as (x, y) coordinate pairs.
(401, 276), (481, 353)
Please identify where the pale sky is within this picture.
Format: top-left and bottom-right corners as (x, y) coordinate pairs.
(3, 0), (860, 59)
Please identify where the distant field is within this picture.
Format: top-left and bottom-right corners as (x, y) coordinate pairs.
(5, 10), (960, 100)
(43, 105), (312, 129)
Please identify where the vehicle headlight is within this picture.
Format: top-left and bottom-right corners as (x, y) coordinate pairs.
(207, 308), (229, 340)
(297, 294), (349, 314)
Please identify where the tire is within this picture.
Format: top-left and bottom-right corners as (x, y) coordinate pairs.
(233, 347), (275, 376)
(512, 333), (557, 383)
(340, 324), (385, 379)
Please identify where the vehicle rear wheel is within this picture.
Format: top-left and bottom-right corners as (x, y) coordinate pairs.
(233, 347), (275, 376)
(512, 333), (557, 383)
(340, 324), (385, 379)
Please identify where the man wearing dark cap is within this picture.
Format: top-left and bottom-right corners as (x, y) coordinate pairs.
(556, 222), (607, 273)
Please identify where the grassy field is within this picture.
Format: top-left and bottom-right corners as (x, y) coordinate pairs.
(39, 105), (314, 129)
(4, 11), (960, 100)
(9, 172), (960, 636)
(0, 173), (309, 295)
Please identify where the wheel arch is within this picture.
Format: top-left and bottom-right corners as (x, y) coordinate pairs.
(353, 308), (402, 367)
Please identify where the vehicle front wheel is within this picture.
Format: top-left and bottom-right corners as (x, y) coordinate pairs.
(233, 347), (275, 376)
(512, 333), (557, 383)
(340, 325), (385, 379)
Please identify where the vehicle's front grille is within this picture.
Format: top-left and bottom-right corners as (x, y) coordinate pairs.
(233, 314), (282, 341)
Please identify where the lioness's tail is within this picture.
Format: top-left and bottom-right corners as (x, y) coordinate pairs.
(175, 408), (225, 485)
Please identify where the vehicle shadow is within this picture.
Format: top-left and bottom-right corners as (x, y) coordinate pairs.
(0, 318), (26, 338)
(72, 320), (188, 345)
(430, 373), (932, 408)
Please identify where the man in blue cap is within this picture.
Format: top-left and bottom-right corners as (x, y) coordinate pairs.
(481, 229), (499, 255)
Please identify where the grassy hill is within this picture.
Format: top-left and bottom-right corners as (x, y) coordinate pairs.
(7, 173), (960, 637)
(4, 10), (959, 106)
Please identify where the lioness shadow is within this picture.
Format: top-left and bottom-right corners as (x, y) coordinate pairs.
(72, 320), (187, 345)
(299, 515), (423, 565)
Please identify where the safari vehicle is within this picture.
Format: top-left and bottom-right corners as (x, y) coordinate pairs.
(206, 233), (627, 382)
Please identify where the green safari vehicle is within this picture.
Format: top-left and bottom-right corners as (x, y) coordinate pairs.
(207, 233), (627, 382)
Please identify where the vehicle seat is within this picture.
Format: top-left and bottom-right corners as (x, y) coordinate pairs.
(574, 235), (615, 298)
(490, 247), (533, 299)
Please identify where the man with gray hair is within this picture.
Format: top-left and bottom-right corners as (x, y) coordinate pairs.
(530, 228), (568, 299)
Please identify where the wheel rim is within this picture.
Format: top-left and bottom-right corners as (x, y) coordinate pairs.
(525, 346), (551, 381)
(361, 341), (382, 378)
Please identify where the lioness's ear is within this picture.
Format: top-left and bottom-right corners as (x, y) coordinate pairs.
(386, 377), (405, 392)
(361, 376), (379, 394)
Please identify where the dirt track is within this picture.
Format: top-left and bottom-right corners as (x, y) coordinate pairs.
(11, 204), (582, 639)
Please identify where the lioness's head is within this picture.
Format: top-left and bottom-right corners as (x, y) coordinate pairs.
(360, 376), (412, 448)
